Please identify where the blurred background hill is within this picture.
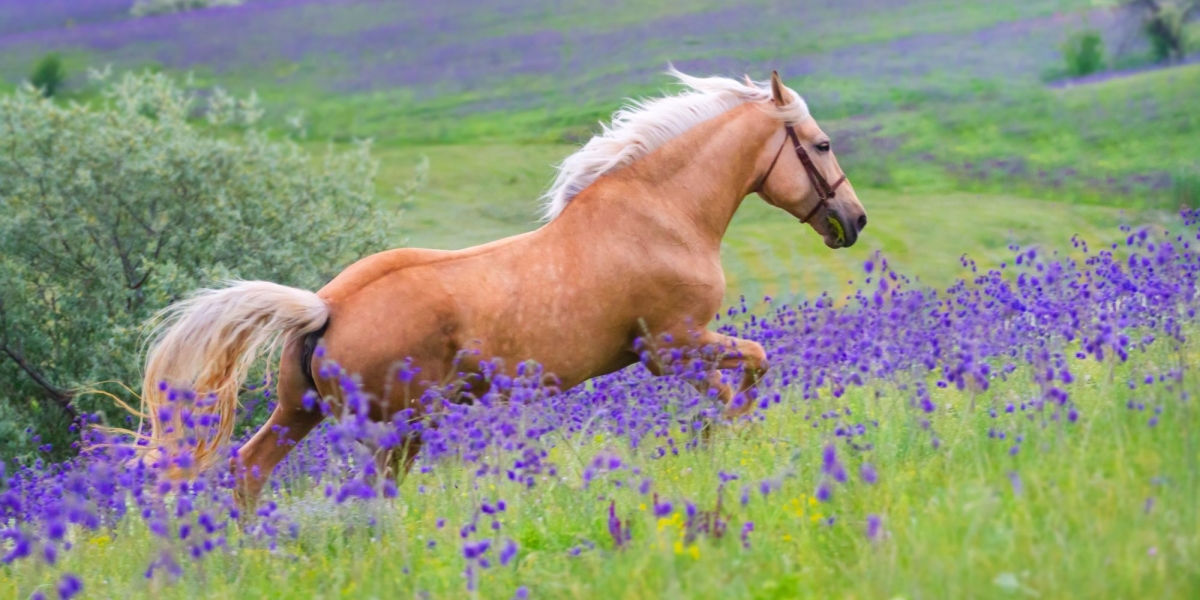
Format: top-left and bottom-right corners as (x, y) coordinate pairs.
(2, 0), (1196, 299)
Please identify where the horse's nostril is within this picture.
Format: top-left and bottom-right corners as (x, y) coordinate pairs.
(856, 215), (868, 232)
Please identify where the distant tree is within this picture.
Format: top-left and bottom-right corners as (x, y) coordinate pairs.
(29, 53), (65, 98)
(0, 70), (417, 460)
(1123, 0), (1199, 62)
(1062, 29), (1107, 76)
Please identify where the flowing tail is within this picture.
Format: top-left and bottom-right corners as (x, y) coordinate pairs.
(137, 280), (328, 472)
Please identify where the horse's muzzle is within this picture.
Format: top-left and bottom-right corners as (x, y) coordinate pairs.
(825, 210), (858, 249)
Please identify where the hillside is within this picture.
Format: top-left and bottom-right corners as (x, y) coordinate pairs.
(2, 0), (1195, 303)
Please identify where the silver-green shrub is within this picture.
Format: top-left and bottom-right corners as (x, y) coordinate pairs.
(0, 70), (406, 459)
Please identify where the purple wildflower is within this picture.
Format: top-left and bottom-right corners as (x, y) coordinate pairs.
(866, 514), (882, 540)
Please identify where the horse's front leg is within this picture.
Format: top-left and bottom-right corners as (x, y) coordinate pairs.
(642, 330), (769, 420)
(698, 332), (769, 419)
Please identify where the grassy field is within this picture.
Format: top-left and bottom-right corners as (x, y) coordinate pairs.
(6, 345), (1196, 599)
(2, 1), (1200, 598)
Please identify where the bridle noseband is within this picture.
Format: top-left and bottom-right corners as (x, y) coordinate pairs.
(756, 124), (848, 224)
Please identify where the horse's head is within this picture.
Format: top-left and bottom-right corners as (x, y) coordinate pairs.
(755, 71), (866, 249)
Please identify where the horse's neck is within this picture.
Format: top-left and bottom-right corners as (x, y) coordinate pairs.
(607, 104), (775, 246)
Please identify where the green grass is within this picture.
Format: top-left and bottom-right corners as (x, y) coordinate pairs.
(8, 347), (1197, 598)
(832, 63), (1200, 208)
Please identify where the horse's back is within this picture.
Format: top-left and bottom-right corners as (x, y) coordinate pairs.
(312, 233), (545, 403)
(318, 232), (535, 303)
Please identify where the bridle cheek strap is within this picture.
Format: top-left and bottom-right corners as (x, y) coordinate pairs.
(753, 135), (788, 196)
(756, 124), (848, 224)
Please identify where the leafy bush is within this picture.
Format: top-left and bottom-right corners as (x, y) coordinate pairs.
(1125, 0), (1197, 63)
(29, 53), (65, 98)
(0, 70), (409, 460)
(130, 0), (245, 17)
(1062, 30), (1106, 77)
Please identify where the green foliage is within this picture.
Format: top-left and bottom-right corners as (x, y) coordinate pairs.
(0, 71), (408, 460)
(29, 53), (65, 98)
(1128, 0), (1197, 62)
(1147, 23), (1176, 61)
(1061, 29), (1106, 77)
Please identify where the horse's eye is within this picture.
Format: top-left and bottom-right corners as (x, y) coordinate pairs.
(816, 141), (831, 152)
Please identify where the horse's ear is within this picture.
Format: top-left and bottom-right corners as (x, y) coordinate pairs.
(770, 70), (786, 105)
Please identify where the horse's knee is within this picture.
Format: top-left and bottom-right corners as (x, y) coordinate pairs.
(743, 341), (768, 373)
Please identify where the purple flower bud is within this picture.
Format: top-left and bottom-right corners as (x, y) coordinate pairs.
(740, 521), (755, 549)
(499, 538), (518, 566)
(57, 573), (83, 600)
(815, 481), (832, 502)
(866, 514), (882, 539)
(860, 463), (877, 484)
(653, 494), (673, 518)
(463, 539), (491, 560)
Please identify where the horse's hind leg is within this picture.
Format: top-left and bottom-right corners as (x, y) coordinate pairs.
(374, 434), (422, 485)
(234, 337), (325, 513)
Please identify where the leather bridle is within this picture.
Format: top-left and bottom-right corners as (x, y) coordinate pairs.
(756, 124), (848, 224)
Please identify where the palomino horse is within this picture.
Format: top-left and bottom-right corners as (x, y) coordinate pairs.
(138, 70), (867, 504)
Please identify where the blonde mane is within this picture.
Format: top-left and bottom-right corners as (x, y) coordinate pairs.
(540, 68), (811, 221)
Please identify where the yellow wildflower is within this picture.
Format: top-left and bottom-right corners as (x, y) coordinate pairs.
(673, 541), (700, 559)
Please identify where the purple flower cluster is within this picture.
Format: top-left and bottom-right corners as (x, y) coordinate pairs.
(2, 209), (1199, 595)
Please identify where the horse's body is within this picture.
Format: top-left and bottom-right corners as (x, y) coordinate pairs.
(136, 71), (866, 503)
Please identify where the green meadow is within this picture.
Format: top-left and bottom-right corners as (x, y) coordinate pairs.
(7, 347), (1197, 599)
